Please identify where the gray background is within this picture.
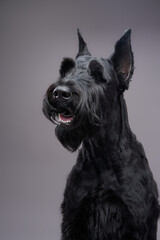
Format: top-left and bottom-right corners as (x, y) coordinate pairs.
(1, 0), (160, 239)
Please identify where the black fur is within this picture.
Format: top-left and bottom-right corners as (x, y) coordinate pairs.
(60, 58), (75, 78)
(43, 29), (159, 239)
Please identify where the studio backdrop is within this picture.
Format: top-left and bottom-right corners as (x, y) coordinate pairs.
(1, 1), (160, 240)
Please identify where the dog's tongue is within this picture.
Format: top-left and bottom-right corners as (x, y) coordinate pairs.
(59, 114), (73, 122)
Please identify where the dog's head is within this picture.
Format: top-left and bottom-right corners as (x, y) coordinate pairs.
(43, 29), (134, 151)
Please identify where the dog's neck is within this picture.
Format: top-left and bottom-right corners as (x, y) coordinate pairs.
(82, 95), (135, 168)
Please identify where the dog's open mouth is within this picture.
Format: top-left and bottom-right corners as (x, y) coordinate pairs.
(51, 110), (74, 125)
(58, 113), (74, 124)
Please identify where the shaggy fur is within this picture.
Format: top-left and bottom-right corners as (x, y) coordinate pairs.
(43, 29), (159, 239)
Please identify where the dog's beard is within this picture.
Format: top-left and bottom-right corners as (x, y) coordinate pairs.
(43, 105), (104, 152)
(55, 124), (84, 152)
(55, 108), (95, 151)
(54, 100), (106, 152)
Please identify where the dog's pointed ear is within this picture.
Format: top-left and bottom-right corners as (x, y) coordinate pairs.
(76, 29), (91, 58)
(59, 58), (75, 77)
(110, 29), (134, 91)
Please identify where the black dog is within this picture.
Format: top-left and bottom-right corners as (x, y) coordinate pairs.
(43, 30), (159, 239)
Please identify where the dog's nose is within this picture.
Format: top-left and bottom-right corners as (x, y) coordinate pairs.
(53, 86), (72, 100)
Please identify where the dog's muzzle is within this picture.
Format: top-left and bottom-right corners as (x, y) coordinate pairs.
(44, 85), (81, 126)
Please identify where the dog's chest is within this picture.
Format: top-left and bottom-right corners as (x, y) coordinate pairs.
(66, 160), (121, 206)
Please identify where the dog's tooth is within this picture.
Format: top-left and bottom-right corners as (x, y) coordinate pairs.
(58, 113), (74, 124)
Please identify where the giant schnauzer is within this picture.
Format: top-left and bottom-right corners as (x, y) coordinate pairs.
(43, 29), (159, 239)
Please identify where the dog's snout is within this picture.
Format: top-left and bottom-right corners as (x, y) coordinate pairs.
(53, 86), (72, 100)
